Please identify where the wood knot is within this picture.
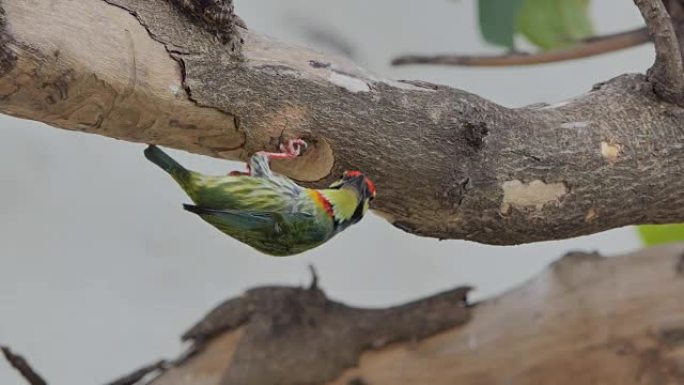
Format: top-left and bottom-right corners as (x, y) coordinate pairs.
(462, 121), (488, 150)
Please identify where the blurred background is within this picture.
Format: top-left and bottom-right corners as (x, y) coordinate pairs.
(0, 1), (651, 384)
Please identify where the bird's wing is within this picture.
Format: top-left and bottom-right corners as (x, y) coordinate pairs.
(183, 204), (312, 234)
(184, 204), (333, 255)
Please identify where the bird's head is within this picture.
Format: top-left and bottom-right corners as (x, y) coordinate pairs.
(328, 170), (376, 223)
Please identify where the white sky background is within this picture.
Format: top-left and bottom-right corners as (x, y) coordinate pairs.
(1, 1), (649, 384)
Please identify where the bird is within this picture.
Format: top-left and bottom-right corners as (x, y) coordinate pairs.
(143, 139), (376, 256)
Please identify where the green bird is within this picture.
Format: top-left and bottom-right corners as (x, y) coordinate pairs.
(144, 140), (376, 256)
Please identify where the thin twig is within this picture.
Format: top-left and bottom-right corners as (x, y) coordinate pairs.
(104, 360), (169, 385)
(1, 346), (48, 385)
(634, 0), (684, 105)
(308, 264), (319, 290)
(392, 28), (649, 67)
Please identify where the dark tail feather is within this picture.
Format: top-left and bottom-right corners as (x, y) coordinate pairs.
(183, 204), (205, 214)
(183, 204), (235, 217)
(144, 145), (190, 181)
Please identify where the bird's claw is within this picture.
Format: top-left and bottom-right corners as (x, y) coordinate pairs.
(230, 139), (307, 175)
(256, 138), (308, 160)
(279, 138), (308, 157)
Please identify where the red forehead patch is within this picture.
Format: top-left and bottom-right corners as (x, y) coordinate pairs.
(344, 170), (375, 197)
(365, 177), (376, 197)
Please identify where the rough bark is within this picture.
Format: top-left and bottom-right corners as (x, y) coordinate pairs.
(0, 0), (683, 244)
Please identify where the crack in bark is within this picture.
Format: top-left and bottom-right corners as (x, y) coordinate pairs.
(102, 0), (247, 156)
(0, 2), (16, 76)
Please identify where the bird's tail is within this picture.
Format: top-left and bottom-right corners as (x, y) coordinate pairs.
(144, 145), (191, 184)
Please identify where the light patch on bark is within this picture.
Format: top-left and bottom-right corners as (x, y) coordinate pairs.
(4, 0), (181, 99)
(500, 203), (512, 217)
(560, 121), (590, 129)
(168, 84), (182, 95)
(540, 100), (570, 109)
(328, 72), (370, 93)
(600, 141), (622, 163)
(501, 180), (567, 211)
(585, 207), (598, 223)
(381, 79), (432, 91)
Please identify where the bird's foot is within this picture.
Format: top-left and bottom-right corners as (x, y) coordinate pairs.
(227, 139), (306, 175)
(256, 138), (307, 160)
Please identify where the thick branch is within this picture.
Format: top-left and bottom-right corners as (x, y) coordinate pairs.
(635, 0), (684, 104)
(0, 0), (683, 244)
(6, 245), (684, 384)
(176, 284), (471, 385)
(147, 244), (684, 384)
(392, 28), (650, 67)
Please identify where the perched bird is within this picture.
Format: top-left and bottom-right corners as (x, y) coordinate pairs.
(144, 140), (375, 256)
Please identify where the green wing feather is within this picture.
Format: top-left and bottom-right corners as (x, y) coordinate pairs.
(183, 204), (331, 256)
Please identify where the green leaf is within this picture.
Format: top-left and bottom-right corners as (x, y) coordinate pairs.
(478, 0), (524, 49)
(517, 0), (594, 50)
(637, 224), (684, 246)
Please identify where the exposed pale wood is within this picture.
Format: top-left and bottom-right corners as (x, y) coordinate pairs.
(0, 0), (243, 156)
(0, 0), (683, 244)
(142, 244), (684, 385)
(151, 331), (243, 385)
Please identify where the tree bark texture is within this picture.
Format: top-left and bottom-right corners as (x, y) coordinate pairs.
(0, 0), (683, 245)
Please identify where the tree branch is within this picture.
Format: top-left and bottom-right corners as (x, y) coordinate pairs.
(177, 284), (471, 385)
(105, 360), (169, 385)
(1, 346), (47, 385)
(635, 0), (684, 105)
(6, 245), (684, 384)
(392, 28), (650, 67)
(0, 0), (683, 244)
(148, 244), (684, 385)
